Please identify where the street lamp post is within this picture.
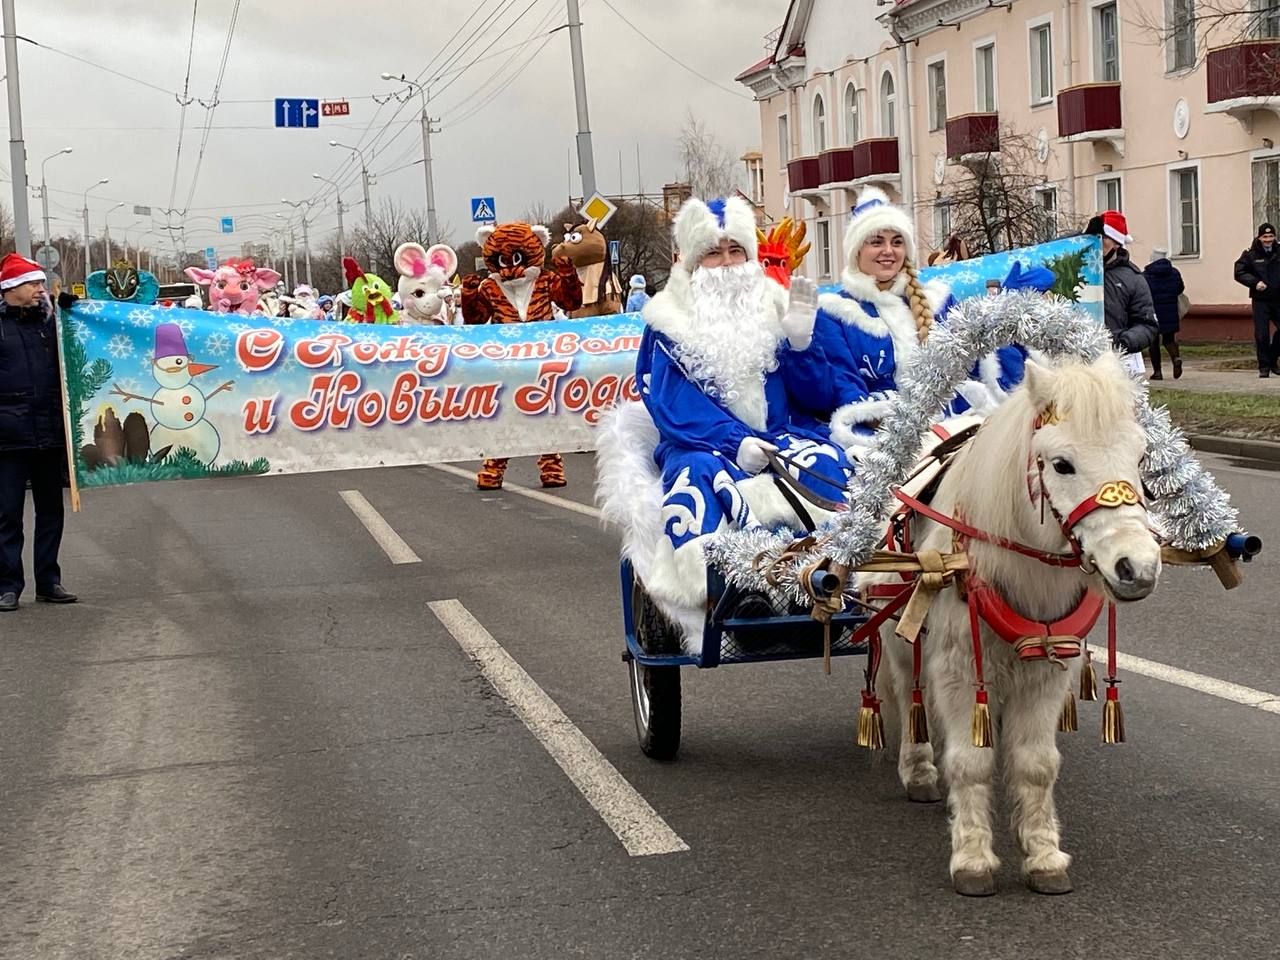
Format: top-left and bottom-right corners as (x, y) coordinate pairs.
(282, 198), (313, 287)
(311, 172), (345, 256)
(329, 140), (375, 270)
(3, 0), (34, 256)
(39, 147), (72, 253)
(81, 177), (109, 281)
(381, 72), (438, 243)
(103, 201), (125, 264)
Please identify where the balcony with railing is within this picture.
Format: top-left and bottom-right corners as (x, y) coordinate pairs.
(851, 138), (899, 182)
(1057, 82), (1124, 152)
(1206, 39), (1280, 122)
(945, 112), (1000, 164)
(786, 155), (825, 199)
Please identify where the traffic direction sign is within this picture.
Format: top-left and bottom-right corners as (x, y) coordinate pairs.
(220, 217), (234, 234)
(204, 246), (217, 269)
(471, 197), (496, 222)
(274, 99), (320, 128)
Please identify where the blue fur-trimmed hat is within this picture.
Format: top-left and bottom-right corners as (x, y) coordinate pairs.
(842, 186), (916, 273)
(672, 195), (758, 272)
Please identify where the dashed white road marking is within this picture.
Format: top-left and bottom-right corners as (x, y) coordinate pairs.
(429, 598), (689, 857)
(1088, 644), (1280, 716)
(428, 463), (603, 519)
(339, 490), (422, 564)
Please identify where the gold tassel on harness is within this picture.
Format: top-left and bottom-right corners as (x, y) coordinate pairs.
(971, 689), (994, 748)
(1058, 690), (1078, 733)
(857, 692), (885, 750)
(1102, 684), (1126, 744)
(908, 687), (930, 744)
(1079, 649), (1098, 701)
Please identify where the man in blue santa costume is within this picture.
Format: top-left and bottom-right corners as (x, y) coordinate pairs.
(787, 186), (1024, 455)
(624, 195), (848, 629)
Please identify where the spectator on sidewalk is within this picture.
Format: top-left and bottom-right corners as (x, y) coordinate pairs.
(1233, 222), (1280, 377)
(1143, 246), (1185, 380)
(0, 253), (77, 612)
(1085, 211), (1158, 373)
(625, 274), (649, 313)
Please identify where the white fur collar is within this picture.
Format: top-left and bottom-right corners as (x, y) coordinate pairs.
(818, 270), (951, 370)
(495, 274), (536, 320)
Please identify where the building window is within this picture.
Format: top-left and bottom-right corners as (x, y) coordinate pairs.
(880, 71), (896, 137)
(1097, 175), (1122, 211)
(844, 83), (861, 144)
(1030, 22), (1054, 104)
(933, 200), (953, 247)
(1035, 187), (1058, 241)
(1257, 0), (1280, 37)
(1167, 0), (1196, 71)
(1094, 3), (1120, 81)
(816, 218), (833, 279)
(927, 60), (948, 131)
(1170, 165), (1200, 257)
(778, 114), (789, 166)
(975, 43), (996, 112)
(1252, 157), (1280, 230)
(813, 94), (827, 153)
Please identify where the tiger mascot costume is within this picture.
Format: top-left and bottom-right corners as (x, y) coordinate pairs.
(461, 221), (584, 489)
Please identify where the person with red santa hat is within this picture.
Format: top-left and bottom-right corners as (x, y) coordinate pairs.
(1085, 210), (1158, 373)
(0, 252), (77, 611)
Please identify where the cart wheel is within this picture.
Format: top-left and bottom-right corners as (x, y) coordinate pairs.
(629, 658), (681, 760)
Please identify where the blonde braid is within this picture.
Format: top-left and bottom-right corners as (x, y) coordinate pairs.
(902, 261), (933, 343)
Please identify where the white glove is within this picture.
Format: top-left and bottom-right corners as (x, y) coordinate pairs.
(781, 276), (819, 350)
(736, 436), (777, 475)
(954, 379), (1001, 417)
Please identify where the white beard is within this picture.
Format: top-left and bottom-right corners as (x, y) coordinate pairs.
(670, 261), (781, 430)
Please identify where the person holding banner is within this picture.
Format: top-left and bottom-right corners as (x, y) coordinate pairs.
(628, 196), (849, 610)
(788, 186), (1024, 458)
(0, 254), (77, 611)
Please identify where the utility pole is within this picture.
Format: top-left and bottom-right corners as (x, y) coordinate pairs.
(380, 74), (440, 243)
(2, 0), (33, 256)
(331, 140), (376, 271)
(312, 173), (346, 256)
(566, 0), (597, 199)
(282, 199), (313, 287)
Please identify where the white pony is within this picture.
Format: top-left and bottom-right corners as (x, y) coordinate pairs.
(866, 352), (1162, 897)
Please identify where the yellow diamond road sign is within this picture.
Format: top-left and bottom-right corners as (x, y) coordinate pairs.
(581, 192), (617, 227)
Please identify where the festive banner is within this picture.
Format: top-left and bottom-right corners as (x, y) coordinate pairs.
(61, 303), (643, 489)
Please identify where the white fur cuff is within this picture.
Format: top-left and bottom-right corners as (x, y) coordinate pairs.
(830, 395), (895, 449)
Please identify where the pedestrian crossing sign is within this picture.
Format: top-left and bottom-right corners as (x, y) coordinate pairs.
(471, 197), (496, 222)
(581, 192), (617, 227)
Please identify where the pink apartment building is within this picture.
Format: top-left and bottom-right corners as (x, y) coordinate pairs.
(736, 0), (1280, 335)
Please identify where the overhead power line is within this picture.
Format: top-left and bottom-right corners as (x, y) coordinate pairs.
(167, 0), (201, 212)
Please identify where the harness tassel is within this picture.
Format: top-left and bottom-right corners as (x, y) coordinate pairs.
(971, 689), (994, 749)
(1058, 690), (1078, 733)
(1079, 649), (1098, 702)
(909, 687), (930, 744)
(857, 691), (885, 750)
(1101, 603), (1125, 744)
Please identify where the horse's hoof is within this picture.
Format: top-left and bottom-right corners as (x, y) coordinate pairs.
(952, 869), (996, 897)
(906, 782), (942, 803)
(1027, 869), (1073, 895)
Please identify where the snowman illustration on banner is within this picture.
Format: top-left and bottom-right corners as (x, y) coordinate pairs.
(110, 322), (233, 464)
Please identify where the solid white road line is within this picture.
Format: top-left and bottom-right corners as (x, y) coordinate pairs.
(339, 490), (422, 564)
(428, 462), (603, 520)
(429, 598), (689, 857)
(1088, 644), (1280, 716)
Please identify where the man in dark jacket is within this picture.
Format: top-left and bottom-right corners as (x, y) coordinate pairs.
(1232, 222), (1280, 377)
(1143, 246), (1186, 379)
(0, 253), (77, 611)
(1086, 211), (1158, 368)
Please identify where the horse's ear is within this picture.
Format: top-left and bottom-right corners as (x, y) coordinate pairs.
(1023, 360), (1058, 410)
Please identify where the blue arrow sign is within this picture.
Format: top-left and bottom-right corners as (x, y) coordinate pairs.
(470, 197), (496, 222)
(275, 98), (320, 129)
(220, 217), (234, 234)
(608, 239), (620, 264)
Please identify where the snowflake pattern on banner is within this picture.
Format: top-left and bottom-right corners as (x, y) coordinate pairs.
(270, 315), (294, 328)
(354, 330), (381, 345)
(70, 320), (92, 344)
(225, 322), (251, 336)
(496, 325), (527, 339)
(116, 377), (143, 397)
(106, 333), (135, 359)
(78, 300), (105, 316)
(203, 332), (231, 357)
(174, 317), (195, 338)
(127, 308), (157, 328)
(317, 324), (342, 337)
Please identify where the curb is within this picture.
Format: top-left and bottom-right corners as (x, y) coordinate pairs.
(1187, 434), (1280, 463)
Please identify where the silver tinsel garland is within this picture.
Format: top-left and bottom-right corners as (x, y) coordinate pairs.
(704, 291), (1241, 605)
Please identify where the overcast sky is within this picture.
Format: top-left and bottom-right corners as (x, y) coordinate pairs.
(3, 0), (783, 259)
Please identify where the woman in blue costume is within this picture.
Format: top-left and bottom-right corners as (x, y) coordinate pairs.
(789, 187), (1025, 454)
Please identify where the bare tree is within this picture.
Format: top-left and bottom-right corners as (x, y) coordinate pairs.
(679, 110), (742, 200)
(1133, 1), (1278, 69)
(347, 197), (431, 281)
(931, 126), (1087, 255)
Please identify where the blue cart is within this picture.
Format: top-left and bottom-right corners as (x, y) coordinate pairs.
(621, 558), (870, 759)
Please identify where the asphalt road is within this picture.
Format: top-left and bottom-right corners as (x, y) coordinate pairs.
(2, 452), (1277, 959)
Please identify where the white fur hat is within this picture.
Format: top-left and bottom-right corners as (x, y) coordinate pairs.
(842, 186), (916, 271)
(672, 196), (758, 272)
